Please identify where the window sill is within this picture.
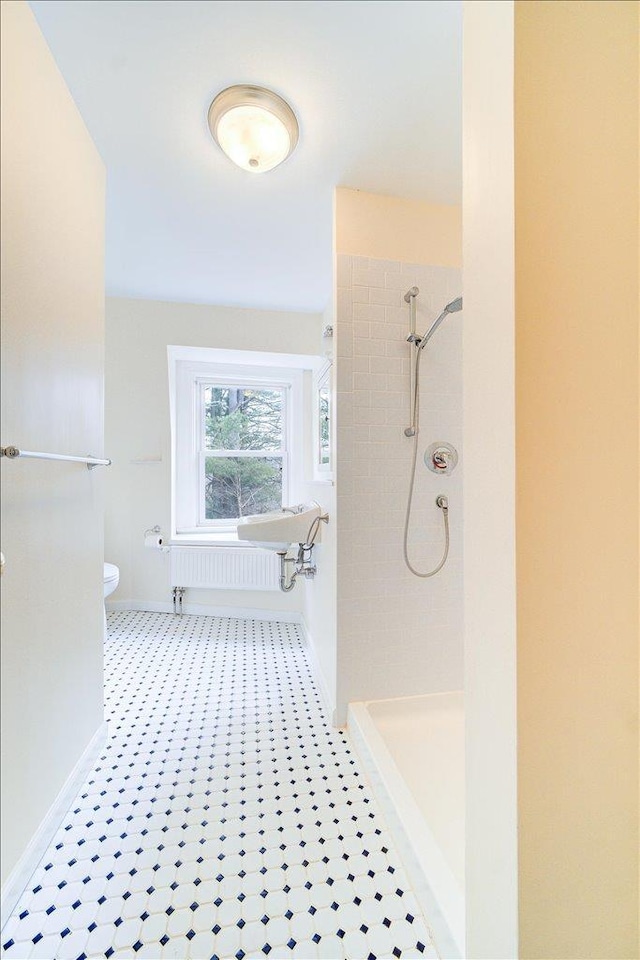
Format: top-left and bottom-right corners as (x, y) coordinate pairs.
(171, 532), (251, 547)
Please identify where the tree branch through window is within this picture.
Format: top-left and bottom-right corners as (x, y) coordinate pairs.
(202, 386), (285, 521)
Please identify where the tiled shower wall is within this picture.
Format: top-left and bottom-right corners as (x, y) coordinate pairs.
(336, 255), (463, 720)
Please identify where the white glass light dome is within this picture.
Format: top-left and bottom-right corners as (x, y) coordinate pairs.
(207, 85), (299, 173)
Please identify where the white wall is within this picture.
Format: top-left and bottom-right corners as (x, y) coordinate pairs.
(0, 0), (105, 884)
(462, 1), (518, 956)
(105, 297), (323, 616)
(302, 303), (338, 718)
(335, 255), (463, 722)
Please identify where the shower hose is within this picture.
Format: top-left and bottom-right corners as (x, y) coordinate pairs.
(403, 344), (450, 577)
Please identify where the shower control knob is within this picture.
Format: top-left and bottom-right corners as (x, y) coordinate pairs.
(425, 441), (458, 475)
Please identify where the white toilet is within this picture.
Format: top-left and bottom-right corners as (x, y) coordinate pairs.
(103, 562), (120, 639)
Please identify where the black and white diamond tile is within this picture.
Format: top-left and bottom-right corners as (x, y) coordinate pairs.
(1, 611), (439, 959)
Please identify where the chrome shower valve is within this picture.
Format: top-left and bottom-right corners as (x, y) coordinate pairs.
(425, 441), (459, 475)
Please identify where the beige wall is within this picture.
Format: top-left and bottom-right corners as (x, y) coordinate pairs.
(335, 187), (461, 267)
(515, 2), (639, 957)
(0, 1), (105, 883)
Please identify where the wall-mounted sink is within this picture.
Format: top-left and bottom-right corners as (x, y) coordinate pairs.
(237, 504), (323, 551)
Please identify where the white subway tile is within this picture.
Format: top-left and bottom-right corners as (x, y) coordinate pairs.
(355, 407), (381, 426)
(336, 366), (353, 392)
(369, 391), (388, 410)
(385, 407), (409, 425)
(337, 401), (353, 427)
(336, 335), (353, 358)
(354, 372), (387, 392)
(400, 261), (421, 276)
(352, 285), (370, 304)
(338, 426), (359, 449)
(337, 539), (358, 564)
(352, 458), (371, 478)
(354, 302), (385, 322)
(353, 267), (386, 288)
(384, 270), (412, 290)
(383, 323), (407, 342)
(387, 374), (407, 393)
(369, 355), (402, 375)
(336, 288), (352, 319)
(384, 306), (408, 326)
(386, 339), (410, 357)
(369, 424), (404, 443)
(372, 390), (404, 409)
(362, 438), (389, 464)
(337, 474), (355, 495)
(353, 389), (371, 408)
(371, 257), (401, 273)
(353, 355), (370, 373)
(361, 476), (386, 496)
(352, 439), (371, 460)
(336, 255), (352, 286)
(370, 321), (390, 340)
(354, 338), (385, 357)
(369, 286), (402, 307)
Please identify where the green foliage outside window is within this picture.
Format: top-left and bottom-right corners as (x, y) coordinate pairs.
(203, 386), (284, 520)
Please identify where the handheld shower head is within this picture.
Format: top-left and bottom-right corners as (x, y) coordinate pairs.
(417, 294), (463, 349)
(446, 296), (463, 313)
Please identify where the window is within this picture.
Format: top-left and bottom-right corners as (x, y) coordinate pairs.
(200, 382), (286, 523)
(172, 355), (303, 538)
(313, 360), (333, 481)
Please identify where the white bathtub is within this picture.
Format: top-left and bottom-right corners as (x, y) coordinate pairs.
(348, 691), (464, 958)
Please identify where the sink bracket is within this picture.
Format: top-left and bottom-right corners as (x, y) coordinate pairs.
(276, 513), (328, 592)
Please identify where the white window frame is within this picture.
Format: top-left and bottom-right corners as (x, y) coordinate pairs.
(313, 359), (334, 482)
(172, 357), (303, 538)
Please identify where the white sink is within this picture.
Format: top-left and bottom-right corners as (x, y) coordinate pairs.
(237, 504), (323, 551)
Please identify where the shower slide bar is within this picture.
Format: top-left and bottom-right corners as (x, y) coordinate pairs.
(0, 445), (111, 470)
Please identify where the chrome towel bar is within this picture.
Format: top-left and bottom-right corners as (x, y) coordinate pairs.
(0, 446), (111, 470)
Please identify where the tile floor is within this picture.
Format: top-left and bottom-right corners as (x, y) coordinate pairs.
(1, 611), (441, 960)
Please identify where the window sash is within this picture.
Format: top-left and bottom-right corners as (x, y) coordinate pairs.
(198, 380), (286, 454)
(202, 449), (284, 459)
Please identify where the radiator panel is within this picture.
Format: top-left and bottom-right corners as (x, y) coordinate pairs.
(170, 546), (279, 591)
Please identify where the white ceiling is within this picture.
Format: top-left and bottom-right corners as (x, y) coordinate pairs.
(29, 0), (462, 313)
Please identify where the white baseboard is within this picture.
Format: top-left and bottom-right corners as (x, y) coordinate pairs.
(1, 721), (108, 929)
(106, 599), (304, 624)
(300, 619), (337, 726)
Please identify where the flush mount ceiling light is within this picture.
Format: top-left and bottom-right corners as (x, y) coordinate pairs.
(207, 85), (299, 173)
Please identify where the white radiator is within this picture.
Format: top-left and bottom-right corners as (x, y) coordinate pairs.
(170, 546), (279, 592)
